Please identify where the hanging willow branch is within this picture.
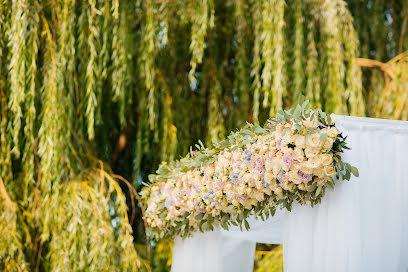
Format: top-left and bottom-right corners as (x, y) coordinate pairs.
(7, 0), (28, 157)
(0, 0), (406, 271)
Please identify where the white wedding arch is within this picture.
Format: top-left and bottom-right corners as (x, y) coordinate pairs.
(171, 116), (408, 272)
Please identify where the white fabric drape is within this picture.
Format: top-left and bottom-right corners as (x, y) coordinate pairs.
(171, 116), (408, 272)
(284, 116), (408, 272)
(171, 210), (284, 272)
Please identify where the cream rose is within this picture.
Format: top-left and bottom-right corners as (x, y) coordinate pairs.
(302, 116), (318, 128)
(283, 133), (295, 144)
(305, 147), (319, 158)
(307, 156), (321, 168)
(299, 165), (313, 174)
(313, 167), (325, 178)
(322, 137), (334, 150)
(292, 148), (304, 162)
(287, 170), (303, 184)
(264, 171), (274, 182)
(324, 165), (336, 176)
(294, 134), (306, 148)
(327, 127), (339, 138)
(319, 153), (333, 166)
(282, 146), (293, 155)
(306, 133), (321, 147)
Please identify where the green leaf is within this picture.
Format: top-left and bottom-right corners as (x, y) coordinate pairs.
(195, 213), (205, 220)
(254, 127), (267, 133)
(319, 134), (327, 141)
(294, 105), (301, 117)
(351, 166), (359, 177)
(315, 186), (322, 197)
(244, 219), (250, 231)
(201, 221), (210, 231)
(344, 170), (351, 181)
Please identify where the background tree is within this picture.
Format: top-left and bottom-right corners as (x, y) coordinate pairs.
(0, 0), (406, 271)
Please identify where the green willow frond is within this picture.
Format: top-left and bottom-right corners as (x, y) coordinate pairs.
(206, 66), (225, 144)
(0, 2), (12, 185)
(188, 0), (214, 83)
(318, 0), (346, 114)
(233, 0), (251, 125)
(58, 0), (76, 137)
(304, 1), (321, 108)
(338, 0), (365, 116)
(140, 0), (157, 130)
(268, 0), (285, 116)
(21, 0), (39, 202)
(85, 0), (99, 139)
(7, 0), (28, 157)
(38, 17), (71, 193)
(112, 0), (129, 127)
(291, 0), (305, 102)
(160, 87), (177, 163)
(42, 169), (148, 272)
(260, 0), (285, 116)
(0, 177), (28, 272)
(250, 0), (262, 123)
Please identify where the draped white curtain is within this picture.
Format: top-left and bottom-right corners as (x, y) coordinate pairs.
(171, 116), (408, 272)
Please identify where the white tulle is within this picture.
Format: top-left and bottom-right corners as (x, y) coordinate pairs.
(171, 116), (408, 272)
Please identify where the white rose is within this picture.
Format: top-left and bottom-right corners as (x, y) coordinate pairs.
(294, 135), (306, 148)
(324, 165), (336, 176)
(292, 148), (304, 162)
(319, 153), (333, 166)
(320, 127), (329, 135)
(305, 147), (320, 158)
(282, 146), (293, 155)
(307, 156), (321, 168)
(327, 127), (339, 138)
(313, 167), (325, 178)
(306, 133), (321, 147)
(302, 116), (318, 128)
(242, 173), (252, 183)
(287, 170), (303, 184)
(283, 133), (295, 144)
(264, 171), (274, 182)
(322, 137), (334, 150)
(299, 165), (313, 174)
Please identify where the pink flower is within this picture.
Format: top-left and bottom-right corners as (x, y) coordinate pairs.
(276, 138), (283, 150)
(298, 171), (313, 182)
(283, 155), (294, 168)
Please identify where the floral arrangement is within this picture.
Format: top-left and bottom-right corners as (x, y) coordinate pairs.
(141, 102), (359, 240)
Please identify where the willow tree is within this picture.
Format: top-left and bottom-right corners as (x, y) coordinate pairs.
(0, 0), (406, 271)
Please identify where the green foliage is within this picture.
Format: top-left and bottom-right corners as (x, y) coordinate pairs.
(41, 168), (148, 272)
(254, 244), (283, 272)
(0, 0), (406, 270)
(0, 177), (28, 272)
